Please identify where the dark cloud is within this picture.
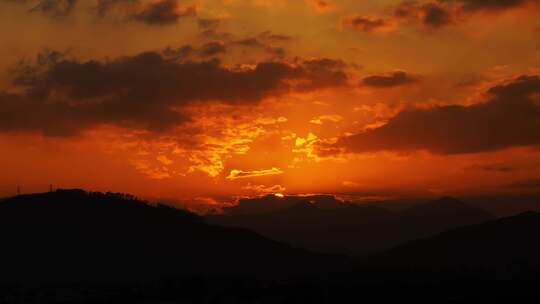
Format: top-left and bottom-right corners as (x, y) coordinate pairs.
(198, 41), (226, 57)
(345, 0), (536, 33)
(266, 47), (286, 57)
(466, 163), (515, 172)
(130, 0), (196, 25)
(232, 36), (288, 58)
(297, 58), (349, 90)
(163, 38), (285, 59)
(421, 3), (453, 27)
(343, 16), (390, 33)
(234, 38), (265, 48)
(344, 3), (454, 33)
(449, 0), (533, 11)
(258, 31), (293, 42)
(197, 18), (220, 30)
(162, 45), (194, 60)
(4, 0), (200, 24)
(335, 75), (540, 154)
(0, 51), (348, 136)
(29, 0), (77, 17)
(361, 71), (418, 88)
(394, 1), (454, 28)
(95, 0), (136, 16)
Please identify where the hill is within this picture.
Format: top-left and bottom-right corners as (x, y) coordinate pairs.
(0, 189), (344, 284)
(365, 211), (540, 271)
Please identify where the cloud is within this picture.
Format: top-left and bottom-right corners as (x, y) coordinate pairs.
(297, 58), (349, 90)
(231, 35), (290, 58)
(6, 0), (200, 24)
(0, 50), (348, 136)
(421, 3), (453, 27)
(95, 0), (136, 16)
(234, 38), (265, 48)
(361, 71), (419, 88)
(130, 0), (196, 25)
(226, 167), (283, 180)
(162, 45), (194, 59)
(163, 41), (228, 59)
(258, 31), (293, 42)
(344, 2), (455, 33)
(343, 15), (394, 33)
(466, 163), (515, 172)
(305, 0), (334, 13)
(345, 0), (538, 33)
(198, 41), (226, 57)
(395, 1), (454, 28)
(450, 0), (534, 11)
(197, 18), (220, 30)
(334, 75), (540, 154)
(29, 0), (77, 17)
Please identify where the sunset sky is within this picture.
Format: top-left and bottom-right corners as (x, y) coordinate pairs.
(1, 0), (540, 210)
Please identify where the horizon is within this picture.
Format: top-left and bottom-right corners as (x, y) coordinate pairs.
(4, 187), (540, 217)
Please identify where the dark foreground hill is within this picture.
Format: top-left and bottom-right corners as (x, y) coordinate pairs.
(0, 189), (345, 284)
(208, 196), (495, 255)
(364, 211), (540, 271)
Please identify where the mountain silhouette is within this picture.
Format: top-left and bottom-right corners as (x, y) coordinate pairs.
(221, 194), (345, 216)
(465, 194), (540, 217)
(0, 189), (344, 284)
(365, 211), (540, 271)
(1, 190), (539, 302)
(208, 196), (495, 255)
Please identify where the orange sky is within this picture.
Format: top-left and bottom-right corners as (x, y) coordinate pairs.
(1, 0), (540, 210)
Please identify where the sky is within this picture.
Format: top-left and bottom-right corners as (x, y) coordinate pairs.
(1, 0), (540, 210)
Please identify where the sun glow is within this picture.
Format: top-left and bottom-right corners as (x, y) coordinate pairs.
(274, 193), (285, 198)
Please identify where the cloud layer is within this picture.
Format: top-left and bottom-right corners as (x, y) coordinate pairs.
(0, 50), (348, 136)
(336, 75), (540, 154)
(361, 71), (418, 88)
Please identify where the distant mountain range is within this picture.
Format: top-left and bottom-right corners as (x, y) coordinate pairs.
(208, 195), (495, 255)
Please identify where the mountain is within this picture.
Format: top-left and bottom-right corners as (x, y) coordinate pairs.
(366, 211), (540, 271)
(208, 196), (495, 255)
(387, 196), (496, 240)
(0, 189), (344, 284)
(0, 190), (539, 302)
(222, 194), (345, 216)
(465, 194), (540, 217)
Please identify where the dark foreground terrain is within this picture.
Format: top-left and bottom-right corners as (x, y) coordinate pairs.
(1, 190), (539, 303)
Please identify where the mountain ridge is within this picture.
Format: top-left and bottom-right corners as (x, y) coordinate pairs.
(364, 211), (540, 271)
(209, 195), (495, 255)
(0, 189), (346, 284)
